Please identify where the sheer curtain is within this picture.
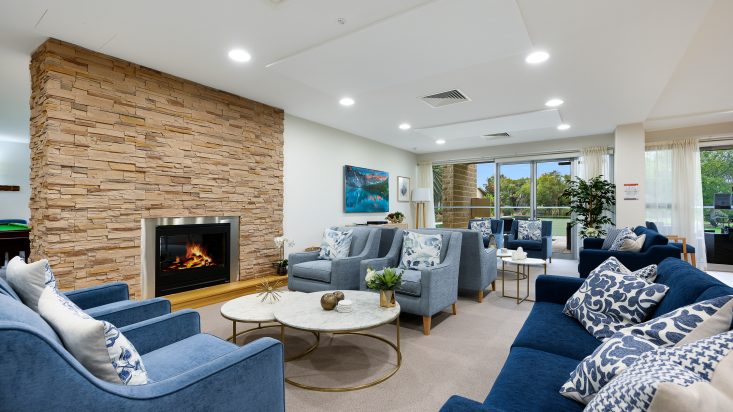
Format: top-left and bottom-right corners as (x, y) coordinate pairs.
(645, 138), (707, 269)
(578, 146), (609, 179)
(416, 162), (436, 228)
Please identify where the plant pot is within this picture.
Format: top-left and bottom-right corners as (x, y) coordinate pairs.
(379, 289), (396, 308)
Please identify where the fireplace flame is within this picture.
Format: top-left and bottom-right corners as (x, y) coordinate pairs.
(163, 241), (216, 271)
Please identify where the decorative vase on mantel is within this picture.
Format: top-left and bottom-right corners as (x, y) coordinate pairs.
(379, 289), (396, 308)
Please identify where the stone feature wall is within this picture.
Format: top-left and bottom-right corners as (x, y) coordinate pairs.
(440, 164), (477, 228)
(29, 39), (284, 297)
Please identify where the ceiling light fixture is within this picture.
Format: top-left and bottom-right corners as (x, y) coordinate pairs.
(399, 123), (411, 130)
(228, 48), (251, 62)
(525, 50), (550, 64)
(557, 124), (571, 131)
(339, 97), (355, 106)
(545, 98), (564, 107)
(435, 139), (446, 145)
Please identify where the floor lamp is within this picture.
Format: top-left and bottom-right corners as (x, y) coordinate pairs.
(412, 188), (432, 229)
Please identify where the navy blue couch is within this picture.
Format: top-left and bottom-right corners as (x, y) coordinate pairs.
(578, 226), (680, 277)
(440, 258), (733, 412)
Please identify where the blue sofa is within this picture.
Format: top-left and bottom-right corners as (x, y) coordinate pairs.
(440, 258), (733, 412)
(468, 218), (504, 249)
(578, 226), (680, 277)
(506, 220), (552, 262)
(0, 285), (284, 411)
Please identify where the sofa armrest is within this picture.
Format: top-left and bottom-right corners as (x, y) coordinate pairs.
(85, 298), (171, 327)
(118, 310), (200, 355)
(63, 282), (130, 310)
(583, 237), (605, 249)
(288, 251), (320, 267)
(535, 275), (584, 305)
(440, 395), (505, 412)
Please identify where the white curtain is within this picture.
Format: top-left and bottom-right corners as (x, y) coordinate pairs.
(579, 146), (609, 180)
(416, 162), (436, 228)
(645, 138), (707, 269)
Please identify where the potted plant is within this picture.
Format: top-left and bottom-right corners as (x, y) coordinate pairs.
(561, 176), (616, 238)
(365, 267), (403, 308)
(386, 211), (405, 224)
(273, 236), (294, 275)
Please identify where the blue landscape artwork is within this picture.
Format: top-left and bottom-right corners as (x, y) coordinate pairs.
(344, 165), (389, 213)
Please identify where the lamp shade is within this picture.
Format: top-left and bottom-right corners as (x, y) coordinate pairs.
(412, 188), (432, 203)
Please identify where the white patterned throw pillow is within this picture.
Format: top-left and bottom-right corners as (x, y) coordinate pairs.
(38, 286), (149, 385)
(318, 228), (353, 260)
(585, 330), (733, 412)
(399, 231), (442, 270)
(5, 256), (57, 312)
(564, 269), (668, 341)
(470, 220), (492, 238)
(587, 256), (658, 282)
(560, 295), (733, 404)
(518, 220), (542, 241)
(609, 227), (637, 251)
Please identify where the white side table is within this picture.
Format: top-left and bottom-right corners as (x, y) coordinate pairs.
(501, 257), (547, 304)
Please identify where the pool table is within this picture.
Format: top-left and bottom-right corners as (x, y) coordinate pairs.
(0, 222), (31, 264)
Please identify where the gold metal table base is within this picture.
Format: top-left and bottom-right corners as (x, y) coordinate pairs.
(501, 260), (546, 304)
(283, 317), (402, 392)
(228, 321), (319, 362)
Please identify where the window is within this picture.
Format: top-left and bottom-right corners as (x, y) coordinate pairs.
(701, 147), (733, 233)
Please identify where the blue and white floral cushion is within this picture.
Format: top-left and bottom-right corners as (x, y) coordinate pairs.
(563, 270), (668, 341)
(38, 286), (149, 385)
(518, 220), (542, 241)
(399, 231), (442, 270)
(585, 330), (733, 412)
(470, 220), (492, 238)
(318, 228), (353, 260)
(587, 256), (658, 281)
(5, 256), (58, 312)
(560, 295), (733, 403)
(609, 227), (637, 251)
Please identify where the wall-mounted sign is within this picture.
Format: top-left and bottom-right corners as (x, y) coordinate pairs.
(0, 185), (20, 192)
(623, 183), (639, 200)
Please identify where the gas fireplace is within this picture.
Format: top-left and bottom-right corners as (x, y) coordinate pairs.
(141, 216), (239, 298)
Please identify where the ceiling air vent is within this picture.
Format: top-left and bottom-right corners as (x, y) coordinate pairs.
(482, 132), (511, 140)
(420, 89), (471, 108)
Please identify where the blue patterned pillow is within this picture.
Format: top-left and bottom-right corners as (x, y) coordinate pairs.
(318, 228), (353, 260)
(560, 295), (733, 403)
(399, 231), (442, 270)
(601, 227), (623, 250)
(470, 220), (492, 238)
(564, 270), (669, 341)
(585, 330), (733, 412)
(609, 227), (637, 251)
(588, 257), (657, 281)
(518, 220), (542, 241)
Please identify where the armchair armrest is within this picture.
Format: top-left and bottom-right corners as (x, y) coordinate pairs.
(535, 275), (584, 305)
(63, 282), (129, 310)
(85, 297), (171, 327)
(359, 257), (393, 290)
(583, 237), (605, 249)
(440, 396), (505, 412)
(118, 310), (200, 355)
(288, 251), (320, 267)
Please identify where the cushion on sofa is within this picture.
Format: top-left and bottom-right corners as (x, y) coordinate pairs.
(601, 227), (624, 250)
(5, 257), (57, 312)
(633, 226), (668, 252)
(650, 258), (733, 317)
(142, 333), (238, 381)
(394, 269), (421, 297)
(518, 220), (542, 241)
(399, 231), (442, 270)
(318, 228), (353, 260)
(292, 260), (332, 283)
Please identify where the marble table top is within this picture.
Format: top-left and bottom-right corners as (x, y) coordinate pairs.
(274, 290), (400, 332)
(496, 249), (513, 258)
(501, 256), (546, 266)
(221, 291), (303, 323)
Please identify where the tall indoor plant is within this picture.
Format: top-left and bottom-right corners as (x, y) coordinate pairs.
(561, 176), (616, 238)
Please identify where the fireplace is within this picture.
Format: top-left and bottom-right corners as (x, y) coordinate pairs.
(141, 216), (239, 298)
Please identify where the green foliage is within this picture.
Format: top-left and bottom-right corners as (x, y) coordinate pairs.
(701, 150), (733, 205)
(481, 170), (571, 217)
(561, 176), (616, 238)
(365, 267), (403, 290)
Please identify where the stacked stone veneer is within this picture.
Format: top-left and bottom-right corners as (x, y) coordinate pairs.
(441, 164), (477, 228)
(29, 39), (284, 297)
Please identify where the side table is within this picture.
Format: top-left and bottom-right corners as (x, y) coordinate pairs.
(500, 257), (547, 304)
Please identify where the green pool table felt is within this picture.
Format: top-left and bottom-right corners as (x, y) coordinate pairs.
(0, 223), (30, 231)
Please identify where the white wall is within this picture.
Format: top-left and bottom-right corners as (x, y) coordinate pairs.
(283, 114), (417, 254)
(0, 140), (30, 221)
(614, 123), (646, 226)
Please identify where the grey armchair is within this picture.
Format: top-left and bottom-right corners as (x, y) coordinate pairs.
(288, 227), (381, 292)
(359, 229), (462, 335)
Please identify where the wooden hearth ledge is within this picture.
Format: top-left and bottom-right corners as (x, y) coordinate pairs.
(165, 275), (286, 311)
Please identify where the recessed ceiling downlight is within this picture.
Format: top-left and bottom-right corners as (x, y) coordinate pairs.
(557, 124), (571, 131)
(399, 123), (411, 130)
(545, 98), (564, 107)
(339, 97), (355, 106)
(435, 139), (446, 145)
(228, 48), (251, 62)
(525, 50), (549, 64)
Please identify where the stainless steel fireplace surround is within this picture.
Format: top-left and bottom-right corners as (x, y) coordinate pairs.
(141, 216), (239, 299)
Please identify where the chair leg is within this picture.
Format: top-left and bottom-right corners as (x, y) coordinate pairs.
(491, 280), (496, 291)
(477, 289), (484, 303)
(549, 257), (552, 263)
(452, 302), (457, 315)
(422, 316), (431, 336)
(691, 254), (697, 267)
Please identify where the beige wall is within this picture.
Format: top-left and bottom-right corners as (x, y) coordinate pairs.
(614, 123), (646, 227)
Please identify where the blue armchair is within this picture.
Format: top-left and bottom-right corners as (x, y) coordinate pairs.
(578, 226), (681, 277)
(288, 227), (381, 292)
(359, 229), (462, 335)
(0, 292), (284, 411)
(506, 220), (553, 262)
(467, 218), (504, 249)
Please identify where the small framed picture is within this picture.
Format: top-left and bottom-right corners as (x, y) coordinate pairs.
(397, 176), (410, 202)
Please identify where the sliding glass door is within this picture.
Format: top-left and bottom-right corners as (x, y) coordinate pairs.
(498, 163), (531, 219)
(535, 160), (573, 255)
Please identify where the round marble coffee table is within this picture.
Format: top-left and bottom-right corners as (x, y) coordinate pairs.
(501, 257), (547, 304)
(274, 290), (401, 392)
(220, 291), (318, 360)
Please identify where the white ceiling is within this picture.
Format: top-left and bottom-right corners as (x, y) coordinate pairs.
(0, 0), (731, 152)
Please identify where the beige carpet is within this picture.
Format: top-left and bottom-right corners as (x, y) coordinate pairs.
(196, 259), (581, 412)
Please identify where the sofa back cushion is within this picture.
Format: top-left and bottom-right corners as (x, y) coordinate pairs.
(650, 258), (733, 318)
(633, 226), (668, 252)
(0, 292), (61, 345)
(333, 226), (371, 256)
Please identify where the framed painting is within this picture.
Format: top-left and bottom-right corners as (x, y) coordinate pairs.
(343, 165), (389, 213)
(397, 176), (410, 202)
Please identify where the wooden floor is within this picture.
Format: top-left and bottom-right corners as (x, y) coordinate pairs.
(165, 275), (287, 311)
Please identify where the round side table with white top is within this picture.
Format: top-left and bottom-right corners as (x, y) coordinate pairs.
(501, 257), (547, 304)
